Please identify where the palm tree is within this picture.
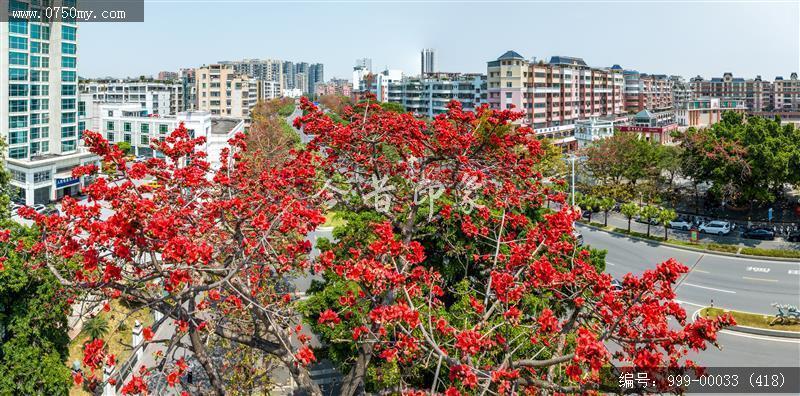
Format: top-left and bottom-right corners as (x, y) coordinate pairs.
(83, 315), (109, 341)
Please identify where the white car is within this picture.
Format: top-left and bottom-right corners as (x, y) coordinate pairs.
(31, 204), (47, 213)
(669, 220), (692, 231)
(699, 221), (732, 236)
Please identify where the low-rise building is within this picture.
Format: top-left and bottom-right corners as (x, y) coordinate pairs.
(96, 103), (244, 169)
(315, 78), (353, 98)
(81, 80), (186, 116)
(617, 109), (678, 144)
(674, 97), (747, 129)
(575, 117), (615, 148)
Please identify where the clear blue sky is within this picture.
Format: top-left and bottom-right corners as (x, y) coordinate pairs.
(79, 0), (799, 80)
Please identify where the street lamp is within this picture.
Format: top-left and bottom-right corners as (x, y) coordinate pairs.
(565, 154), (587, 207)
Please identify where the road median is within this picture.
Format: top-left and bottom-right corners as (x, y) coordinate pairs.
(696, 307), (800, 339)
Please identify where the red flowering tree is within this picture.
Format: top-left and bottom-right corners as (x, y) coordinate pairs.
(296, 97), (734, 395)
(9, 125), (328, 395)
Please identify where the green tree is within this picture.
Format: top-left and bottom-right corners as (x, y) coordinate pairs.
(0, 223), (70, 394)
(576, 194), (599, 223)
(378, 101), (405, 113)
(597, 196), (616, 227)
(620, 202), (639, 233)
(0, 140), (71, 395)
(675, 113), (800, 206)
(116, 141), (132, 156)
(584, 133), (661, 201)
(657, 208), (677, 241)
(640, 205), (661, 238)
(82, 315), (110, 340)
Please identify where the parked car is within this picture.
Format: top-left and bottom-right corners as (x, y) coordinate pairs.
(41, 208), (59, 216)
(787, 231), (800, 242)
(699, 221), (732, 236)
(31, 204), (47, 213)
(634, 216), (659, 225)
(741, 228), (775, 241)
(610, 279), (623, 292)
(572, 230), (584, 246)
(669, 219), (692, 231)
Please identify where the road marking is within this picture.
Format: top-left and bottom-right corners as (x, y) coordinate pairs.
(692, 269), (710, 274)
(682, 282), (736, 294)
(746, 266), (771, 273)
(742, 276), (778, 282)
(606, 261), (617, 266)
(719, 329), (800, 344)
(789, 269), (800, 275)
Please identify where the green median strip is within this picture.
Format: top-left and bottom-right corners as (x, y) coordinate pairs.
(700, 307), (800, 333)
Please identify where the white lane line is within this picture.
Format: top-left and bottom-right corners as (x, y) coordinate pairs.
(692, 269), (710, 274)
(682, 282), (736, 294)
(742, 276), (779, 283)
(606, 261), (617, 266)
(719, 329), (800, 344)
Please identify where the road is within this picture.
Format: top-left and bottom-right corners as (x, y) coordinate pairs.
(579, 223), (800, 367)
(578, 223), (800, 315)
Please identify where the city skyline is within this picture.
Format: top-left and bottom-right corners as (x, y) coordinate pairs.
(79, 1), (799, 80)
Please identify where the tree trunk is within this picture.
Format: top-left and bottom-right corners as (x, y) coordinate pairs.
(189, 329), (226, 396)
(646, 223), (651, 238)
(339, 343), (373, 396)
(627, 218), (631, 233)
(604, 212), (608, 227)
(286, 361), (322, 396)
(664, 225), (668, 241)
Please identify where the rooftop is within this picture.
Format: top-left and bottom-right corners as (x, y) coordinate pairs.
(211, 118), (243, 135)
(497, 50), (525, 60)
(549, 56), (587, 67)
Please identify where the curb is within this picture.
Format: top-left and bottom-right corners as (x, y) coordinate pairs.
(692, 308), (800, 339)
(576, 222), (800, 262)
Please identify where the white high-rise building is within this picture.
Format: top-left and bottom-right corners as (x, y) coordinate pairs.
(421, 48), (436, 75)
(1, 3), (98, 205)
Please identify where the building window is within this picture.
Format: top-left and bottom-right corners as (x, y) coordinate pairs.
(61, 85), (76, 96)
(9, 21), (27, 34)
(141, 124), (149, 133)
(9, 52), (27, 66)
(62, 140), (77, 152)
(106, 121), (115, 131)
(61, 98), (76, 110)
(61, 70), (76, 82)
(9, 147), (28, 159)
(61, 126), (76, 138)
(140, 135), (150, 145)
(62, 56), (76, 68)
(9, 100), (27, 113)
(61, 42), (77, 55)
(62, 25), (77, 41)
(9, 36), (27, 50)
(124, 122), (132, 132)
(10, 169), (26, 183)
(9, 115), (28, 129)
(159, 124), (169, 133)
(9, 130), (27, 145)
(124, 134), (132, 144)
(9, 68), (27, 81)
(33, 171), (51, 183)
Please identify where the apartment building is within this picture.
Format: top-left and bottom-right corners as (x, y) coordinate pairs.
(196, 64), (257, 118)
(219, 58), (283, 84)
(486, 51), (625, 135)
(773, 73), (800, 111)
(670, 75), (692, 109)
(258, 80), (282, 101)
(689, 73), (774, 112)
(315, 78), (352, 98)
(1, 5), (99, 205)
(674, 97), (747, 129)
(392, 73), (485, 117)
(157, 71), (178, 81)
(371, 69), (404, 103)
(622, 70), (673, 113)
(96, 103), (244, 169)
(81, 80), (185, 116)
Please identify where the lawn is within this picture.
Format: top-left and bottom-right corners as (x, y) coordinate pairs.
(68, 300), (153, 396)
(700, 307), (800, 332)
(322, 211), (347, 228)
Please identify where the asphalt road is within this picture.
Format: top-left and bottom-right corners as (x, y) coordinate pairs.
(580, 223), (800, 368)
(578, 223), (800, 315)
